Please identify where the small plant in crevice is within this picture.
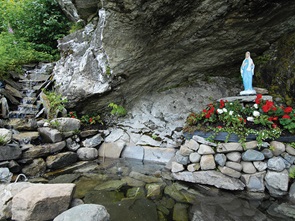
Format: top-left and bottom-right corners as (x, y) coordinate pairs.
(108, 102), (127, 117)
(289, 166), (295, 179)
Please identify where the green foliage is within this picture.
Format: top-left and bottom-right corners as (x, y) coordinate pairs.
(69, 21), (84, 34)
(0, 0), (71, 78)
(50, 120), (61, 129)
(289, 167), (295, 179)
(108, 103), (127, 117)
(43, 89), (68, 119)
(0, 32), (54, 77)
(68, 111), (103, 125)
(0, 135), (7, 145)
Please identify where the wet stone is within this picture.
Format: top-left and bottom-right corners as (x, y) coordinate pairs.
(46, 152), (78, 170)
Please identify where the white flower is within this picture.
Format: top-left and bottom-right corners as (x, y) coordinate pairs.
(247, 116), (254, 122)
(253, 111), (260, 117)
(229, 111), (234, 116)
(217, 109), (223, 114)
(253, 103), (258, 109)
(222, 108), (228, 113)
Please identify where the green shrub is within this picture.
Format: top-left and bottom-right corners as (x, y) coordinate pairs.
(108, 103), (127, 117)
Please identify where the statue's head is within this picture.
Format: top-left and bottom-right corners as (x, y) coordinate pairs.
(245, 51), (250, 58)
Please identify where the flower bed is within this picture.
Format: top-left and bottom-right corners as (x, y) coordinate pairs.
(184, 94), (295, 146)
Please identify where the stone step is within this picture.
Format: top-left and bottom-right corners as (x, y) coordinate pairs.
(8, 111), (35, 119)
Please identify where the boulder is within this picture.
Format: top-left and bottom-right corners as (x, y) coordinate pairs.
(226, 152), (241, 162)
(77, 147), (98, 161)
(225, 161), (243, 172)
(253, 161), (267, 172)
(50, 117), (81, 132)
(242, 149), (265, 161)
(241, 161), (256, 174)
(189, 152), (201, 163)
(98, 141), (125, 158)
(200, 155), (216, 170)
(270, 141), (285, 156)
(82, 134), (103, 148)
(0, 128), (12, 144)
(214, 153), (226, 166)
(121, 145), (144, 160)
(185, 139), (200, 151)
(286, 144), (295, 156)
(172, 171), (245, 190)
(265, 169), (289, 197)
(179, 145), (194, 156)
(261, 149), (273, 159)
(175, 150), (189, 165)
(218, 166), (241, 178)
(241, 171), (266, 192)
(216, 143), (243, 153)
(171, 162), (184, 173)
(267, 157), (286, 172)
(244, 141), (258, 149)
(11, 183), (75, 221)
(198, 144), (215, 155)
(21, 158), (47, 177)
(187, 163), (200, 172)
(53, 204), (110, 221)
(144, 146), (176, 164)
(38, 127), (63, 143)
(12, 131), (39, 143)
(0, 144), (22, 161)
(66, 137), (80, 151)
(46, 152), (78, 169)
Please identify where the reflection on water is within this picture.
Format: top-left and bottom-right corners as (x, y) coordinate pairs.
(49, 158), (294, 221)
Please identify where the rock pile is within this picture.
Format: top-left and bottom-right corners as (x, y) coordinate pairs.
(171, 135), (295, 197)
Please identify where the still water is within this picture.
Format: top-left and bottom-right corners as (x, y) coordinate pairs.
(48, 158), (294, 221)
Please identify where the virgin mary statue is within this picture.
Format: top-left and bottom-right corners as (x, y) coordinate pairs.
(240, 51), (256, 95)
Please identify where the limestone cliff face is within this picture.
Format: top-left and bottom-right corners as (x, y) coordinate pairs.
(54, 0), (295, 113)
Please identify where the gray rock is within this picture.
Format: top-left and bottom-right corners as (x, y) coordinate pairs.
(121, 145), (144, 160)
(46, 152), (78, 169)
(22, 145), (50, 159)
(187, 163), (200, 172)
(129, 171), (163, 183)
(261, 148), (273, 159)
(244, 141), (258, 149)
(192, 135), (217, 147)
(66, 138), (80, 151)
(46, 141), (67, 154)
(198, 144), (215, 155)
(253, 161), (267, 172)
(273, 203), (295, 219)
(0, 144), (22, 161)
(179, 145), (194, 156)
(226, 152), (241, 162)
(22, 158), (47, 177)
(267, 157), (286, 172)
(218, 166), (241, 178)
(77, 147), (98, 161)
(171, 162), (185, 173)
(216, 143), (243, 153)
(12, 183), (75, 221)
(98, 141), (125, 159)
(172, 171), (245, 190)
(136, 135), (162, 147)
(146, 183), (163, 199)
(80, 130), (99, 138)
(82, 134), (103, 148)
(214, 153), (226, 166)
(265, 169), (289, 196)
(241, 171), (266, 192)
(13, 131), (39, 143)
(241, 161), (256, 174)
(50, 117), (81, 132)
(200, 155), (216, 170)
(286, 144), (295, 156)
(8, 160), (21, 173)
(270, 141), (285, 156)
(289, 182), (295, 203)
(38, 127), (63, 143)
(0, 167), (12, 183)
(54, 204), (110, 221)
(281, 152), (295, 164)
(185, 139), (200, 151)
(0, 128), (12, 144)
(242, 149), (265, 161)
(225, 161), (242, 172)
(189, 152), (201, 163)
(175, 150), (190, 165)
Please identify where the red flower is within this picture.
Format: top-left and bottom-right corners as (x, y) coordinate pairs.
(273, 117), (278, 121)
(205, 113), (211, 119)
(255, 94), (262, 104)
(284, 107), (293, 114)
(268, 117), (273, 121)
(262, 100), (274, 113)
(69, 112), (73, 115)
(272, 124), (277, 128)
(71, 116), (75, 118)
(282, 114), (291, 119)
(89, 118), (93, 123)
(217, 126), (222, 129)
(202, 109), (207, 113)
(219, 100), (225, 108)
